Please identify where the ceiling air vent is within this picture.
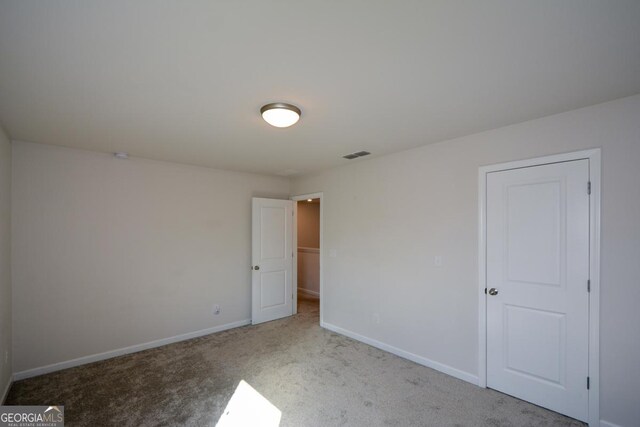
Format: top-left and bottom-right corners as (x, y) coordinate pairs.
(343, 151), (371, 160)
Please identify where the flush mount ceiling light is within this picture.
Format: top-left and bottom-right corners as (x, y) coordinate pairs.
(260, 103), (301, 128)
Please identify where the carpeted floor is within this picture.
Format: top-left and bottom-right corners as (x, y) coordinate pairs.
(6, 295), (584, 426)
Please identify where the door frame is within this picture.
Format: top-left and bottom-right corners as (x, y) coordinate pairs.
(291, 192), (324, 324)
(477, 149), (601, 426)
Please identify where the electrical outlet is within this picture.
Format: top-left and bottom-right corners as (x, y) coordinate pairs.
(434, 255), (443, 267)
(213, 304), (221, 315)
(372, 313), (380, 324)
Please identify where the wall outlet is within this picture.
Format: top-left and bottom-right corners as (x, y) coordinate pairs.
(213, 304), (221, 315)
(372, 313), (380, 324)
(434, 255), (443, 267)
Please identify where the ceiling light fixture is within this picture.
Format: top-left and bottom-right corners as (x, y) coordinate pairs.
(307, 199), (313, 202)
(260, 103), (301, 128)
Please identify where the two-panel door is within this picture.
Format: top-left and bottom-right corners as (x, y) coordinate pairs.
(486, 160), (590, 422)
(251, 198), (294, 325)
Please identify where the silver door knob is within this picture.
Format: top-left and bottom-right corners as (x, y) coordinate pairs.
(488, 288), (498, 296)
(253, 266), (260, 270)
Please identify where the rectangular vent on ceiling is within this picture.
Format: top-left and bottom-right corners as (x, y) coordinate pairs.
(343, 151), (371, 160)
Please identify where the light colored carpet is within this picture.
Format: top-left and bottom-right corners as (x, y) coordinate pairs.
(6, 295), (584, 426)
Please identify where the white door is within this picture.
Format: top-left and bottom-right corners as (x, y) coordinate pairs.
(486, 160), (590, 422)
(251, 197), (293, 325)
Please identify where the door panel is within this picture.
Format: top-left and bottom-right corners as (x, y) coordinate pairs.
(503, 305), (566, 385)
(260, 270), (287, 308)
(260, 207), (286, 260)
(252, 198), (293, 324)
(486, 160), (589, 422)
(506, 180), (562, 286)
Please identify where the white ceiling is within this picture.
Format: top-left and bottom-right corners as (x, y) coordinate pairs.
(1, 1), (639, 176)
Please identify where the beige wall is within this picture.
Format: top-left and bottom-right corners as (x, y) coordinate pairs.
(0, 125), (11, 400)
(297, 248), (319, 297)
(11, 141), (289, 375)
(291, 94), (640, 427)
(297, 201), (320, 296)
(297, 201), (320, 248)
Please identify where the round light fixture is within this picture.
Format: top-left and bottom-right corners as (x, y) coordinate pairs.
(260, 103), (301, 128)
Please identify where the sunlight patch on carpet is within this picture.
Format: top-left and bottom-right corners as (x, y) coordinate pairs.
(216, 380), (281, 427)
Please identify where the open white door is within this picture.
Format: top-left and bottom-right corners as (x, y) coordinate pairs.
(251, 197), (294, 325)
(486, 160), (590, 422)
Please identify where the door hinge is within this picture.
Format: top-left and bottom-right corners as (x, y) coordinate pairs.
(587, 376), (590, 390)
(587, 279), (591, 292)
(587, 181), (591, 195)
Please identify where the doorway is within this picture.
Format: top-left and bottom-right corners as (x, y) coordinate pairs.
(292, 193), (323, 323)
(478, 150), (600, 426)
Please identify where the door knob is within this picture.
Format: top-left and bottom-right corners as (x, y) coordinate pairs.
(488, 288), (498, 296)
(253, 266), (260, 270)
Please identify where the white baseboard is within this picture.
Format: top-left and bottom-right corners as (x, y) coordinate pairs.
(321, 321), (479, 386)
(2, 374), (13, 404)
(600, 420), (623, 427)
(14, 319), (251, 381)
(298, 287), (319, 298)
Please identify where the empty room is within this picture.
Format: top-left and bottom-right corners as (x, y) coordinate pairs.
(0, 1), (639, 426)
